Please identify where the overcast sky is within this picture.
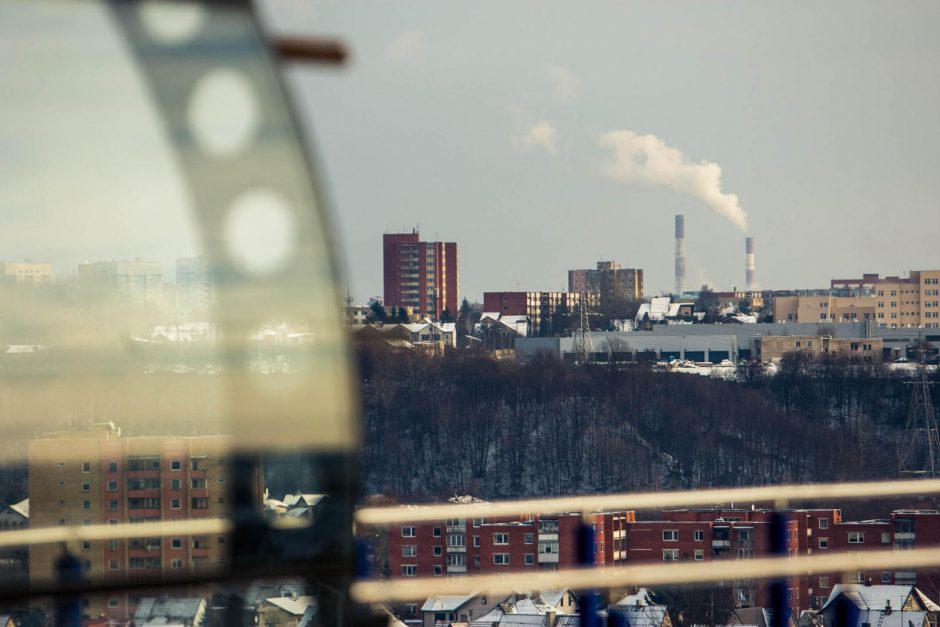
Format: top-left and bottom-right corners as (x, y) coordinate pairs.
(3, 1), (940, 303)
(268, 1), (940, 301)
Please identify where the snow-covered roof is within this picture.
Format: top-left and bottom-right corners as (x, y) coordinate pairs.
(8, 498), (27, 518)
(538, 590), (571, 609)
(132, 597), (205, 624)
(282, 493), (324, 509)
(422, 594), (478, 612)
(480, 313), (502, 322)
(265, 595), (316, 616)
(821, 584), (940, 616)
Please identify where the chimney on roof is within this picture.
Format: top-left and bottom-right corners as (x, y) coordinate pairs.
(547, 608), (556, 627)
(885, 600), (893, 616)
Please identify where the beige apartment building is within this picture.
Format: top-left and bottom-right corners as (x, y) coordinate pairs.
(27, 423), (241, 622)
(758, 335), (883, 363)
(773, 270), (940, 328)
(0, 261), (52, 285)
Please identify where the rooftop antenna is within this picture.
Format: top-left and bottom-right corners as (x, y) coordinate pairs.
(898, 333), (939, 477)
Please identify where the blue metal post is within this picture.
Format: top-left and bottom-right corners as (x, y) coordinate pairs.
(578, 518), (602, 627)
(769, 512), (790, 627)
(55, 547), (82, 627)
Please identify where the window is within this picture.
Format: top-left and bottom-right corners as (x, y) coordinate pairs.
(108, 462), (118, 472)
(191, 478), (206, 489)
(82, 541), (91, 550)
(402, 545), (417, 557)
(81, 482), (90, 492)
(524, 533), (534, 545)
(493, 533), (509, 545)
(171, 538), (182, 549)
(473, 536), (480, 547)
(819, 537), (829, 549)
(663, 549), (679, 561)
(433, 526), (442, 537)
(447, 534), (466, 547)
(170, 559), (183, 569)
(433, 565), (442, 576)
(493, 553), (510, 565)
(663, 530), (678, 541)
(819, 518), (829, 529)
(402, 527), (416, 537)
(81, 462), (91, 473)
(849, 532), (865, 544)
(738, 529), (753, 541)
(694, 530), (704, 541)
(882, 572), (891, 584)
(191, 497), (208, 509)
(109, 540), (119, 551)
(856, 572), (865, 583)
(525, 553), (535, 565)
(170, 460), (181, 471)
(694, 549), (704, 561)
(171, 499), (181, 510)
(433, 546), (442, 556)
(82, 500), (91, 510)
(108, 560), (119, 571)
(108, 597), (120, 608)
(108, 500), (119, 511)
(819, 576), (830, 588)
(171, 479), (181, 490)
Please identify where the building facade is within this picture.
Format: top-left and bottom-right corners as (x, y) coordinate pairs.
(568, 261), (644, 306)
(0, 261), (53, 285)
(757, 335), (883, 363)
(27, 423), (248, 621)
(483, 291), (597, 335)
(175, 256), (212, 320)
(78, 260), (163, 309)
(389, 510), (634, 581)
(383, 231), (458, 319)
(774, 270), (940, 328)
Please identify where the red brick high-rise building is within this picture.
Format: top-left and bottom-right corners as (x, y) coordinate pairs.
(383, 230), (458, 320)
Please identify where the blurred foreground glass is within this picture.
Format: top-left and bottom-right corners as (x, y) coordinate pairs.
(0, 0), (357, 621)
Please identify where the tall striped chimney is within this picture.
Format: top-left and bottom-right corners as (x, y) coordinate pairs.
(745, 236), (755, 291)
(674, 214), (686, 295)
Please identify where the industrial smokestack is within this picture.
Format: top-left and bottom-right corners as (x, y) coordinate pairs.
(745, 236), (755, 291)
(675, 214), (686, 295)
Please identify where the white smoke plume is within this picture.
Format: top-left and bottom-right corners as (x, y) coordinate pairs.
(521, 121), (559, 156)
(598, 129), (747, 231)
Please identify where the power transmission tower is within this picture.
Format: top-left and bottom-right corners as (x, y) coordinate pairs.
(899, 339), (939, 477)
(573, 292), (594, 364)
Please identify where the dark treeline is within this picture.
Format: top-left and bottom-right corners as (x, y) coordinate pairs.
(358, 346), (939, 510)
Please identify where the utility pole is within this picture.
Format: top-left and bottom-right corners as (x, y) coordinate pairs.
(899, 336), (939, 477)
(573, 291), (594, 364)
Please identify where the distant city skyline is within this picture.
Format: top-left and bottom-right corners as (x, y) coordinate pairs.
(3, 2), (940, 305)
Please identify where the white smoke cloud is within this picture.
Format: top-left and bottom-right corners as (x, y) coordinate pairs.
(546, 64), (579, 105)
(598, 129), (748, 231)
(521, 121), (559, 156)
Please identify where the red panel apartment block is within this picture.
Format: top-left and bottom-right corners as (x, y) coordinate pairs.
(386, 505), (940, 614)
(383, 230), (458, 319)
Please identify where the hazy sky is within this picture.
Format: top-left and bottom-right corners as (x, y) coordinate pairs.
(265, 1), (940, 301)
(4, 1), (940, 303)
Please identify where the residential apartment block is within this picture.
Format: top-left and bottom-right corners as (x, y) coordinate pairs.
(568, 261), (644, 305)
(388, 509), (634, 579)
(774, 270), (940, 328)
(77, 260), (163, 309)
(27, 423), (247, 622)
(482, 291), (598, 336)
(387, 504), (940, 614)
(0, 261), (53, 285)
(383, 230), (458, 319)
